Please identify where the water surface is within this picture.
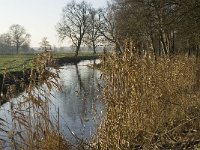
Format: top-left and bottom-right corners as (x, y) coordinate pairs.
(0, 59), (104, 148)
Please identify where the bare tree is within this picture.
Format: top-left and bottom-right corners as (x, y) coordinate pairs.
(97, 5), (116, 44)
(97, 4), (124, 53)
(40, 37), (51, 51)
(9, 24), (30, 54)
(84, 8), (103, 54)
(57, 0), (91, 57)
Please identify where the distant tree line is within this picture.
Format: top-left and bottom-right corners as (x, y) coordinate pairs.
(0, 24), (30, 54)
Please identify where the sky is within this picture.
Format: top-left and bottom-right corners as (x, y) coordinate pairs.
(0, 0), (107, 47)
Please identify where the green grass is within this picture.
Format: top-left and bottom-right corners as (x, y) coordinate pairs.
(0, 54), (34, 73)
(53, 51), (102, 58)
(0, 51), (102, 73)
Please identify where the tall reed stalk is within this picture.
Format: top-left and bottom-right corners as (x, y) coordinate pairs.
(98, 41), (200, 149)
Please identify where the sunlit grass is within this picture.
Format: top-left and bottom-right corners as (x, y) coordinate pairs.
(0, 51), (102, 73)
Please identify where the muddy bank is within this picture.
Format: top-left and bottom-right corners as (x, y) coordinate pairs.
(56, 55), (99, 66)
(0, 69), (31, 105)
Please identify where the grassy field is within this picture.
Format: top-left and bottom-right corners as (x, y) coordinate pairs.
(53, 51), (101, 58)
(0, 54), (33, 73)
(0, 51), (101, 73)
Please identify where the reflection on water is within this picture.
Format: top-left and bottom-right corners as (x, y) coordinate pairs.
(0, 59), (104, 146)
(50, 59), (103, 143)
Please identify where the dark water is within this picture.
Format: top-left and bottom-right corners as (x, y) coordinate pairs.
(0, 59), (104, 147)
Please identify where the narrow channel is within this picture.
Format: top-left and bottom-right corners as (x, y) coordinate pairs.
(0, 59), (104, 148)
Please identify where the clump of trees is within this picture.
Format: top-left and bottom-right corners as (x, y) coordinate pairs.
(0, 33), (12, 53)
(114, 0), (200, 56)
(57, 0), (117, 56)
(57, 0), (200, 57)
(0, 24), (30, 54)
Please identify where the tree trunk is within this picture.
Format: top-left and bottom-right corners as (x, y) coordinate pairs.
(16, 43), (19, 54)
(92, 40), (96, 54)
(172, 30), (175, 54)
(150, 33), (157, 61)
(75, 47), (79, 57)
(158, 36), (161, 56)
(75, 42), (81, 57)
(160, 32), (168, 55)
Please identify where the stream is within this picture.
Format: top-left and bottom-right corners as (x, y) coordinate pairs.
(0, 59), (104, 148)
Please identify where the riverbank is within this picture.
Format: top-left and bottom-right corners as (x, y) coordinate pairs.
(0, 69), (31, 105)
(56, 54), (100, 66)
(0, 52), (101, 73)
(0, 58), (103, 150)
(0, 54), (100, 105)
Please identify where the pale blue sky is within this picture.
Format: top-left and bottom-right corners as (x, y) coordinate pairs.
(0, 0), (107, 47)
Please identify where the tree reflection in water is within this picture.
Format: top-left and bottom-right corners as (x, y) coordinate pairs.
(50, 60), (103, 144)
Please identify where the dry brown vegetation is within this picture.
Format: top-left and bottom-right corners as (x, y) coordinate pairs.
(98, 41), (200, 149)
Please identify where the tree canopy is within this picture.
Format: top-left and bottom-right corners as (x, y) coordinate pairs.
(9, 24), (30, 54)
(57, 1), (91, 57)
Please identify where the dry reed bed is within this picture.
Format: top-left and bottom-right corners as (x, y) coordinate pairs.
(98, 45), (200, 149)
